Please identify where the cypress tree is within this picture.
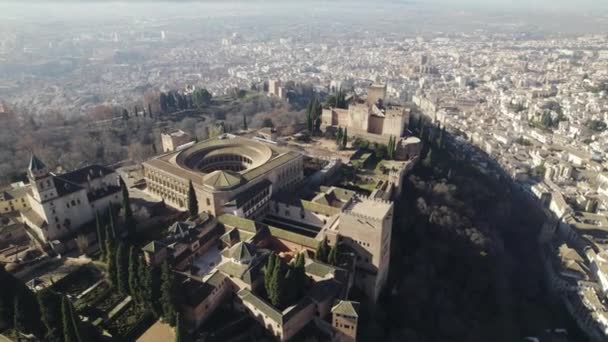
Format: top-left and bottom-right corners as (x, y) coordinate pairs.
(61, 297), (79, 342)
(148, 103), (153, 118)
(104, 227), (113, 264)
(423, 148), (433, 168)
(284, 268), (295, 304)
(305, 99), (313, 133)
(13, 294), (25, 333)
(160, 93), (168, 112)
(106, 239), (117, 286)
(0, 267), (14, 330)
(269, 259), (285, 308)
(264, 253), (276, 291)
(0, 266), (42, 335)
(438, 127), (446, 149)
(150, 265), (163, 316)
(160, 261), (176, 326)
(328, 244), (338, 266)
(138, 255), (151, 306)
(116, 242), (129, 294)
(128, 246), (140, 301)
(342, 127), (348, 148)
(187, 180), (198, 218)
(95, 211), (105, 259)
(0, 292), (7, 331)
(37, 289), (63, 342)
(336, 127), (343, 147)
(294, 254), (307, 296)
(108, 204), (117, 240)
(420, 124), (428, 143)
(313, 97), (322, 133)
(315, 241), (324, 262)
(315, 238), (330, 263)
(242, 113), (248, 130)
(120, 177), (136, 236)
(175, 312), (185, 342)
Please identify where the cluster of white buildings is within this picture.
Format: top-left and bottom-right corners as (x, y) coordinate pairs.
(411, 35), (608, 341)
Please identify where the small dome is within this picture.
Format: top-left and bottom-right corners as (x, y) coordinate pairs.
(203, 170), (243, 190)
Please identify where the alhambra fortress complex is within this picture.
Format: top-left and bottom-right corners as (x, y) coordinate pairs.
(9, 84), (421, 341)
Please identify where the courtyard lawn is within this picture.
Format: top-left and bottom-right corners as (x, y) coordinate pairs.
(74, 281), (111, 310)
(96, 290), (126, 313)
(51, 264), (104, 296)
(105, 303), (153, 340)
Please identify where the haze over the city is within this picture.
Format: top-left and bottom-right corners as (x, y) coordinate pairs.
(1, 1), (608, 342)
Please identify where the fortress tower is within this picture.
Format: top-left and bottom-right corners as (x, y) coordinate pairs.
(338, 196), (393, 302)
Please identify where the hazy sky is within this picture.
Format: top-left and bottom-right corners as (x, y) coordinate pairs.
(1, 0), (607, 12)
(426, 0), (606, 10)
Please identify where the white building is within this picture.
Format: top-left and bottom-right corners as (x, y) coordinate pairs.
(21, 155), (122, 243)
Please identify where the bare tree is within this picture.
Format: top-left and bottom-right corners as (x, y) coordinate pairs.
(75, 234), (89, 256)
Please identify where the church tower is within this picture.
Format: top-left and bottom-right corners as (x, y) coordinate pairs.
(27, 154), (58, 203)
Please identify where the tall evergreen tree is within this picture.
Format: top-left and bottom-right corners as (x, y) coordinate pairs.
(128, 246), (140, 301)
(264, 253), (277, 295)
(336, 127), (343, 146)
(13, 293), (25, 333)
(166, 92), (176, 108)
(160, 261), (177, 326)
(420, 124), (428, 143)
(160, 93), (168, 113)
(108, 204), (117, 240)
(122, 109), (129, 121)
(95, 211), (105, 259)
(438, 127), (446, 149)
(328, 244), (338, 266)
(342, 127), (348, 148)
(13, 285), (42, 336)
(187, 180), (198, 218)
(294, 253), (307, 296)
(313, 97), (322, 133)
(150, 265), (163, 316)
(106, 238), (117, 285)
(175, 312), (186, 342)
(61, 296), (81, 342)
(37, 289), (63, 342)
(315, 238), (330, 263)
(0, 292), (7, 331)
(305, 99), (313, 133)
(268, 258), (285, 308)
(0, 266), (42, 335)
(242, 113), (248, 130)
(116, 242), (129, 294)
(120, 177), (136, 236)
(148, 103), (153, 118)
(423, 148), (434, 168)
(152, 142), (158, 154)
(284, 268), (296, 304)
(138, 257), (161, 315)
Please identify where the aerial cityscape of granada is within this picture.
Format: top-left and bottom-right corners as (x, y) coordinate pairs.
(1, 1), (608, 342)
